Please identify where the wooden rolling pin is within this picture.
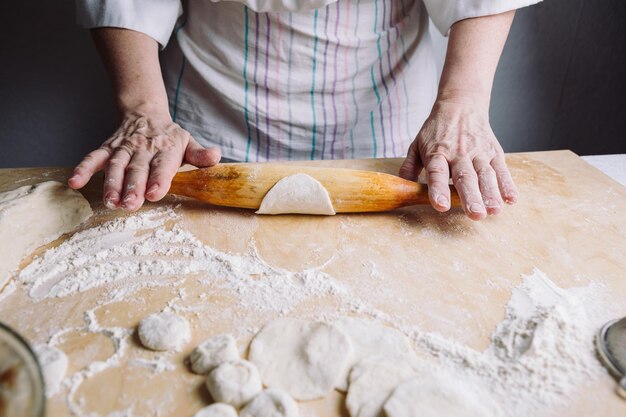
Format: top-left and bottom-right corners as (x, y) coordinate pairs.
(169, 163), (461, 213)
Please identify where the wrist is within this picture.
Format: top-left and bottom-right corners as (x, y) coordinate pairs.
(116, 96), (171, 121)
(435, 88), (491, 114)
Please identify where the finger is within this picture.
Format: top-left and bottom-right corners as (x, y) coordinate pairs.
(145, 151), (185, 202)
(398, 142), (423, 181)
(121, 150), (154, 211)
(184, 137), (221, 167)
(425, 154), (451, 212)
(68, 148), (111, 189)
(103, 149), (132, 209)
(473, 158), (502, 215)
(491, 156), (518, 204)
(451, 159), (486, 221)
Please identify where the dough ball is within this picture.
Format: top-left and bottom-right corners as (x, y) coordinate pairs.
(190, 334), (239, 374)
(346, 358), (417, 417)
(240, 389), (299, 417)
(206, 359), (262, 408)
(193, 403), (238, 417)
(383, 374), (504, 417)
(0, 181), (92, 289)
(332, 317), (416, 392)
(256, 173), (335, 215)
(137, 312), (191, 351)
(249, 318), (352, 400)
(33, 344), (68, 397)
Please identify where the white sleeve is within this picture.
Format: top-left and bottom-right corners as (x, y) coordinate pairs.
(75, 0), (183, 47)
(423, 0), (543, 36)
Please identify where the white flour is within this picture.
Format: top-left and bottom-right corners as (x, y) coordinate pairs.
(11, 208), (615, 416)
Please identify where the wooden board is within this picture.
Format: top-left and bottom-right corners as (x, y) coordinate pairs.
(1, 150), (625, 416)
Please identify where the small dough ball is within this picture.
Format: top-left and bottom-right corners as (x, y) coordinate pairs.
(193, 403), (238, 417)
(190, 334), (239, 374)
(206, 359), (262, 408)
(383, 374), (504, 417)
(249, 318), (352, 400)
(138, 312), (191, 351)
(33, 344), (68, 397)
(346, 358), (416, 417)
(240, 389), (299, 417)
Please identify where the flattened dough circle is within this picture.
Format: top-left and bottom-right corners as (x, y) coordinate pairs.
(249, 318), (352, 400)
(256, 173), (335, 215)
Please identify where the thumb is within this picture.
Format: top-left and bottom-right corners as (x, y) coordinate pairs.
(398, 142), (423, 181)
(184, 137), (221, 167)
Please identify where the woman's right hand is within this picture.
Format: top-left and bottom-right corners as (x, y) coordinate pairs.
(68, 110), (221, 211)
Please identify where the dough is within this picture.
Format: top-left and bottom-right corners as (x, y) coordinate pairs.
(206, 359), (262, 408)
(193, 403), (238, 417)
(249, 318), (352, 400)
(256, 173), (335, 215)
(33, 344), (68, 397)
(190, 334), (239, 374)
(137, 312), (191, 351)
(240, 389), (299, 417)
(346, 358), (416, 417)
(0, 181), (92, 289)
(383, 374), (504, 417)
(332, 317), (416, 392)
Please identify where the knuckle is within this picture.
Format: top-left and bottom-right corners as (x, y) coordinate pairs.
(108, 158), (127, 169)
(125, 164), (147, 176)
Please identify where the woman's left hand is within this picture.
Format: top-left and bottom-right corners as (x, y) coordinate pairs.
(399, 98), (518, 221)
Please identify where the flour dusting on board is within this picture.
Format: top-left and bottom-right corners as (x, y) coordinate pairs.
(18, 207), (348, 314)
(9, 208), (615, 416)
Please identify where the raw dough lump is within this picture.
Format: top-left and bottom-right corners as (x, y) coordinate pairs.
(249, 318), (352, 400)
(138, 312), (191, 351)
(240, 389), (299, 417)
(256, 173), (335, 215)
(383, 373), (504, 417)
(332, 317), (416, 392)
(346, 358), (417, 417)
(33, 344), (68, 397)
(190, 334), (239, 374)
(0, 181), (92, 289)
(193, 403), (238, 417)
(206, 359), (262, 408)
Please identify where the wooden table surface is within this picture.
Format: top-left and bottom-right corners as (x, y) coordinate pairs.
(0, 150), (625, 417)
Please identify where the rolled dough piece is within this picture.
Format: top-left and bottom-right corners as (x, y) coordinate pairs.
(0, 181), (92, 290)
(255, 173), (335, 215)
(190, 334), (240, 374)
(206, 359), (262, 408)
(383, 374), (504, 417)
(240, 389), (299, 417)
(193, 403), (238, 417)
(137, 312), (191, 351)
(33, 344), (68, 397)
(332, 317), (416, 392)
(346, 358), (416, 417)
(249, 318), (352, 400)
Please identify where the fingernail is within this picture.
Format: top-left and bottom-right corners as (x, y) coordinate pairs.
(436, 194), (449, 207)
(469, 203), (484, 213)
(69, 175), (79, 182)
(146, 184), (159, 195)
(483, 199), (500, 208)
(122, 193), (135, 205)
(104, 192), (118, 209)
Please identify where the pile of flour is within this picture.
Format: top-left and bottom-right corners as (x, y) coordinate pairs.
(12, 207), (613, 416)
(406, 269), (609, 415)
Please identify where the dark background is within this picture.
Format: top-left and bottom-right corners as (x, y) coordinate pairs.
(0, 0), (624, 168)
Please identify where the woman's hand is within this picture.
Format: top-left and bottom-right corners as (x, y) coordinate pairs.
(68, 111), (221, 211)
(399, 98), (517, 220)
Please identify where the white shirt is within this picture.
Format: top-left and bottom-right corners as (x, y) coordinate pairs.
(77, 0), (541, 162)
